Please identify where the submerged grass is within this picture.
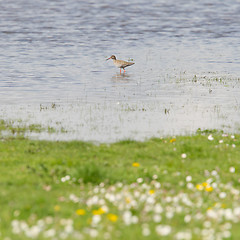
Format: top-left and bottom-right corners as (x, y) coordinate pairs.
(0, 130), (240, 239)
(0, 119), (61, 138)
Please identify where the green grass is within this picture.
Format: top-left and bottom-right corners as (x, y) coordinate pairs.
(0, 132), (240, 239)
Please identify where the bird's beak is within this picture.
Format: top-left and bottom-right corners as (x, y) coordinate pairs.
(106, 57), (111, 61)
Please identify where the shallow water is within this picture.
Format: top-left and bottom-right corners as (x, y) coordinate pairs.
(0, 0), (240, 141)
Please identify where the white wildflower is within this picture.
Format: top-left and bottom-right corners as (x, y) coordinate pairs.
(142, 227), (151, 236)
(154, 204), (163, 214)
(137, 178), (143, 183)
(92, 215), (101, 226)
(184, 215), (191, 223)
(89, 229), (98, 238)
(186, 176), (192, 182)
(211, 170), (218, 176)
(153, 214), (162, 223)
(175, 231), (192, 240)
(181, 153), (187, 159)
(219, 192), (227, 199)
(151, 174), (158, 180)
(187, 183), (194, 189)
(154, 182), (161, 188)
(155, 225), (171, 236)
(44, 229), (56, 238)
(208, 135), (214, 141)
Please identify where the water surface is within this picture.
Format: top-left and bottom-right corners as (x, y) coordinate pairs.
(0, 0), (240, 141)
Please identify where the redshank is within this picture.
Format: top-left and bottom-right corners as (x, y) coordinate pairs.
(106, 55), (135, 73)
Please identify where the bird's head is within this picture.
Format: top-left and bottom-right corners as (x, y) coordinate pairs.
(106, 55), (116, 60)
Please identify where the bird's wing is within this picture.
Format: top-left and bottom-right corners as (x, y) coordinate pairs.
(121, 61), (135, 68)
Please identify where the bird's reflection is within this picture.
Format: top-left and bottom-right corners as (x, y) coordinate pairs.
(111, 73), (131, 83)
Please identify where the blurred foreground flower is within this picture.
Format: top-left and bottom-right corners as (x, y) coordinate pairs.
(76, 209), (86, 216)
(107, 213), (118, 222)
(208, 135), (214, 141)
(92, 208), (105, 215)
(155, 225), (171, 236)
(132, 162), (140, 167)
(205, 186), (213, 192)
(54, 205), (60, 212)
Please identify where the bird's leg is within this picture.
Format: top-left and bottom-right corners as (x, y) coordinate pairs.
(120, 68), (121, 74)
(124, 69), (126, 73)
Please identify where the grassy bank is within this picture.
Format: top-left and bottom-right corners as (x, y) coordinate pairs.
(0, 131), (240, 239)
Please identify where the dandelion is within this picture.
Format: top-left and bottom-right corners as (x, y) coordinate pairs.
(76, 209), (86, 216)
(132, 162), (140, 167)
(205, 186), (213, 192)
(54, 205), (60, 212)
(170, 138), (176, 143)
(149, 189), (155, 195)
(107, 214), (118, 222)
(202, 182), (208, 187)
(196, 184), (204, 191)
(92, 208), (105, 215)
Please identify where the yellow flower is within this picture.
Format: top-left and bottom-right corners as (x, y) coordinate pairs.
(125, 197), (131, 203)
(92, 208), (106, 215)
(149, 189), (155, 195)
(54, 205), (60, 212)
(202, 182), (208, 187)
(170, 138), (176, 143)
(132, 162), (140, 167)
(76, 209), (86, 215)
(205, 186), (213, 192)
(196, 184), (204, 191)
(107, 213), (118, 222)
(221, 203), (226, 208)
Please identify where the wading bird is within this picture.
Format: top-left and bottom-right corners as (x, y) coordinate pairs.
(106, 55), (135, 73)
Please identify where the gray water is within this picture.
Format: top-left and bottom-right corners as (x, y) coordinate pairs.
(0, 0), (240, 141)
